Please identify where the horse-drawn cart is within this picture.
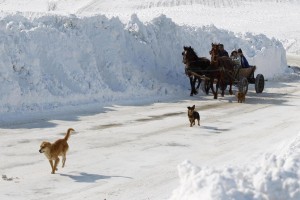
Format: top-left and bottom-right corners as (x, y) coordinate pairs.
(186, 65), (265, 95)
(182, 45), (265, 99)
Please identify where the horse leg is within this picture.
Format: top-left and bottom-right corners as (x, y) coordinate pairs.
(220, 73), (225, 97)
(229, 80), (233, 95)
(189, 76), (194, 96)
(189, 76), (198, 96)
(192, 77), (198, 95)
(215, 79), (219, 99)
(229, 74), (234, 95)
(205, 80), (210, 95)
(195, 77), (201, 90)
(210, 78), (218, 99)
(221, 81), (225, 97)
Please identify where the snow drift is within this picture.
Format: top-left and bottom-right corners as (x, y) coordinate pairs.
(0, 13), (288, 114)
(170, 133), (300, 200)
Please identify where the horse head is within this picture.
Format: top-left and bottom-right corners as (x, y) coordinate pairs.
(210, 43), (220, 64)
(182, 46), (198, 66)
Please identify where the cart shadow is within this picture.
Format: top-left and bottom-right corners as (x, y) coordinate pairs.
(221, 89), (295, 106)
(242, 90), (295, 105)
(59, 172), (132, 183)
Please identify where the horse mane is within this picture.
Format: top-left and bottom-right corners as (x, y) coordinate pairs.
(189, 47), (198, 58)
(183, 46), (210, 69)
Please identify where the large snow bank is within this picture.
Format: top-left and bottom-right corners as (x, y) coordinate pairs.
(0, 13), (288, 114)
(170, 134), (300, 200)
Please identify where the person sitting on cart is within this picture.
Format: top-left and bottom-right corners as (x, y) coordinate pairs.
(218, 44), (229, 57)
(230, 50), (241, 68)
(237, 48), (250, 68)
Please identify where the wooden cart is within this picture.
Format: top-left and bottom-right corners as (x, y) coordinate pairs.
(234, 65), (264, 94)
(193, 65), (265, 95)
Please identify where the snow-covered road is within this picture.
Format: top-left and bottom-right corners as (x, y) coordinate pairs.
(1, 71), (300, 200)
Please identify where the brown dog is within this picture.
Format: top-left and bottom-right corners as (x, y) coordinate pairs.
(236, 91), (245, 103)
(187, 105), (200, 127)
(39, 128), (75, 174)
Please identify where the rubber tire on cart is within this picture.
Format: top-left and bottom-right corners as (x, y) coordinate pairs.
(238, 77), (248, 94)
(255, 74), (264, 93)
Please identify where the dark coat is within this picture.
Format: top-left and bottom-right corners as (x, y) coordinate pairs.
(240, 55), (250, 68)
(218, 50), (229, 57)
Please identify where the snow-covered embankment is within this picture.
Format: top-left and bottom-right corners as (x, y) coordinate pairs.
(0, 13), (288, 114)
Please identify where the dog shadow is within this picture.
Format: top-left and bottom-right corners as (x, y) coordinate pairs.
(201, 126), (230, 134)
(59, 172), (132, 183)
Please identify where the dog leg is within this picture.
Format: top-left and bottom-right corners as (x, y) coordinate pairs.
(197, 119), (200, 126)
(62, 154), (66, 168)
(49, 160), (55, 174)
(53, 158), (60, 173)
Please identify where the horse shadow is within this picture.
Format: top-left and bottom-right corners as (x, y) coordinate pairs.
(59, 172), (132, 183)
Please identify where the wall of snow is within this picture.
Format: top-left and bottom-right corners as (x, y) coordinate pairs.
(136, 0), (300, 9)
(169, 134), (300, 200)
(0, 13), (288, 114)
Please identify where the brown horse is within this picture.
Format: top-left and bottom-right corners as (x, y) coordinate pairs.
(209, 43), (235, 97)
(182, 46), (219, 99)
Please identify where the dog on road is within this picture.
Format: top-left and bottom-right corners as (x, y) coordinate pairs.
(236, 91), (245, 103)
(39, 128), (75, 174)
(187, 105), (200, 127)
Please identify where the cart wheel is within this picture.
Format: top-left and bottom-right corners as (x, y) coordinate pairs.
(238, 77), (248, 94)
(255, 74), (264, 93)
(201, 80), (210, 95)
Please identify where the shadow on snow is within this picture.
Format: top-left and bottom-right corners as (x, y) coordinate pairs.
(59, 172), (132, 183)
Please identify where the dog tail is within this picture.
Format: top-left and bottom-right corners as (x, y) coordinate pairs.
(64, 128), (75, 141)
